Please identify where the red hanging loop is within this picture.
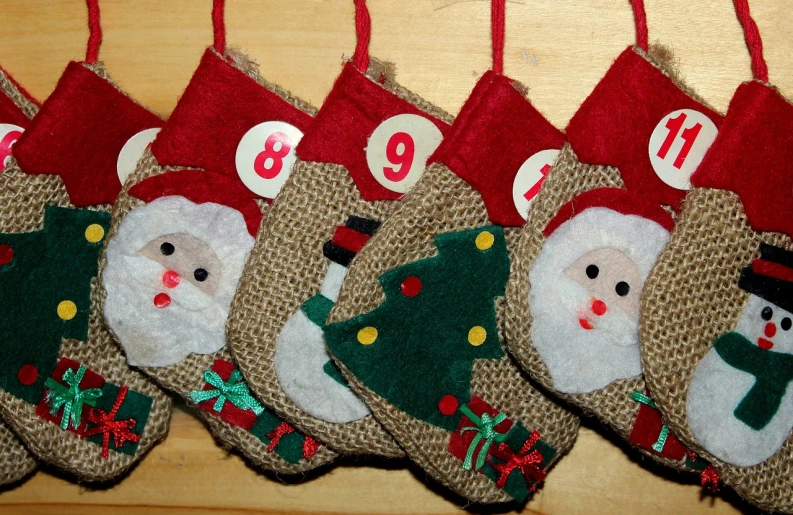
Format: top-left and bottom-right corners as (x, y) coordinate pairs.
(352, 0), (372, 72)
(85, 0), (102, 63)
(491, 0), (505, 74)
(629, 0), (649, 52)
(733, 0), (769, 82)
(213, 0), (227, 55)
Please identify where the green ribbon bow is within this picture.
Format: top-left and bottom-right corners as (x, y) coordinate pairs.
(459, 405), (508, 471)
(44, 365), (103, 430)
(631, 390), (668, 453)
(189, 369), (264, 415)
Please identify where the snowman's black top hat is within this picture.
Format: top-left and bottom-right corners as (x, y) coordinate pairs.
(739, 243), (793, 314)
(323, 215), (381, 268)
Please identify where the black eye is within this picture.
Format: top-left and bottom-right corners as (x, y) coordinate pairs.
(782, 318), (792, 331)
(615, 281), (630, 297)
(762, 307), (773, 321)
(194, 268), (209, 282)
(586, 265), (599, 279)
(160, 242), (175, 256)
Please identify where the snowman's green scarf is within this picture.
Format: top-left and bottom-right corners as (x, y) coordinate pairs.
(714, 332), (793, 430)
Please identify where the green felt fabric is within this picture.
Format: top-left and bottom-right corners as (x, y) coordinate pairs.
(250, 408), (306, 464)
(301, 294), (334, 327)
(324, 226), (510, 431)
(713, 332), (793, 430)
(0, 206), (111, 404)
(322, 359), (348, 386)
(85, 382), (153, 455)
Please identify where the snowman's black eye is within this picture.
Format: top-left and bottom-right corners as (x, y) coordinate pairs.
(194, 268), (209, 282)
(160, 242), (175, 256)
(615, 281), (630, 297)
(586, 265), (599, 279)
(782, 318), (792, 331)
(762, 306), (773, 321)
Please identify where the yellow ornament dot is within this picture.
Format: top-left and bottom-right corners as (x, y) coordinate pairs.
(468, 326), (487, 346)
(57, 301), (78, 321)
(357, 326), (378, 345)
(475, 231), (494, 251)
(85, 224), (105, 243)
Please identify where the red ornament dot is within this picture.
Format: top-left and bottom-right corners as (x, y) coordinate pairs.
(400, 276), (423, 297)
(17, 364), (38, 386)
(154, 293), (171, 308)
(438, 394), (459, 416)
(0, 244), (14, 266)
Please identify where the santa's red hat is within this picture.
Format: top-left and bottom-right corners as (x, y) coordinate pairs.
(543, 187), (675, 238)
(128, 169), (263, 237)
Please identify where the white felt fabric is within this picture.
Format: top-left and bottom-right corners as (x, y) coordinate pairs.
(104, 196), (254, 367)
(528, 207), (670, 394)
(275, 261), (370, 423)
(687, 294), (793, 466)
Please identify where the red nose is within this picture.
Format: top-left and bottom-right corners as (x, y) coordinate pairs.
(592, 299), (607, 316)
(162, 270), (180, 289)
(765, 322), (777, 338)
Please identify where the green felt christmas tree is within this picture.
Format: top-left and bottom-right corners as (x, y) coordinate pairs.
(0, 206), (111, 404)
(324, 226), (510, 431)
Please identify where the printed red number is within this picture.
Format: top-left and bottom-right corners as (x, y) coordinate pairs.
(383, 132), (415, 182)
(523, 163), (552, 202)
(656, 113), (703, 170)
(0, 130), (22, 168)
(254, 132), (292, 180)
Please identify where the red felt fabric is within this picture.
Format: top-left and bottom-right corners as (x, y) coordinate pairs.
(691, 81), (793, 238)
(448, 396), (514, 464)
(36, 357), (105, 435)
(430, 71), (565, 227)
(12, 62), (163, 207)
(752, 260), (793, 285)
(128, 169), (263, 237)
(628, 398), (687, 461)
(296, 62), (450, 202)
(196, 359), (258, 431)
(543, 187), (675, 237)
(151, 49), (314, 198)
(565, 47), (722, 211)
(0, 67), (35, 127)
(331, 225), (371, 254)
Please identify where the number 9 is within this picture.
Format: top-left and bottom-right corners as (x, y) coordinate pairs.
(383, 131), (415, 182)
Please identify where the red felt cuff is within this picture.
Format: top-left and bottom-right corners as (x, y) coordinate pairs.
(151, 49), (314, 196)
(296, 62), (450, 202)
(691, 81), (793, 238)
(429, 71), (565, 226)
(0, 66), (36, 127)
(566, 47), (722, 211)
(12, 62), (163, 207)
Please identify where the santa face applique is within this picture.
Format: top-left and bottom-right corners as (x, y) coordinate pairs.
(104, 196), (254, 367)
(529, 206), (671, 394)
(687, 244), (793, 467)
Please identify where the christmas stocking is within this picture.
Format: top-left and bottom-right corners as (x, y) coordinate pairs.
(100, 1), (335, 473)
(640, 2), (793, 512)
(0, 3), (171, 480)
(0, 65), (38, 486)
(226, 0), (451, 457)
(322, 1), (579, 503)
(504, 0), (720, 473)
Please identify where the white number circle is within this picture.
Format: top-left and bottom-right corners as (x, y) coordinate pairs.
(236, 121), (303, 198)
(512, 149), (560, 220)
(648, 109), (718, 191)
(366, 114), (443, 194)
(117, 128), (161, 185)
(0, 123), (24, 170)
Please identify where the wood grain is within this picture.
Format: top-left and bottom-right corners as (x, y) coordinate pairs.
(1, 1), (790, 513)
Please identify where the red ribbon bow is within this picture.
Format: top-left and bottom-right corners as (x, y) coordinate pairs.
(302, 436), (320, 460)
(490, 431), (546, 490)
(701, 465), (720, 493)
(82, 386), (140, 459)
(266, 421), (295, 453)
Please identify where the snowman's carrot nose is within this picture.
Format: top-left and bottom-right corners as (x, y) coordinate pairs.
(765, 322), (777, 338)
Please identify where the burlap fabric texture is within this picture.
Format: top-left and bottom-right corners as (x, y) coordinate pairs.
(504, 47), (710, 472)
(227, 58), (452, 457)
(641, 186), (793, 512)
(98, 49), (337, 473)
(0, 63), (172, 482)
(325, 160), (580, 504)
(0, 67), (38, 486)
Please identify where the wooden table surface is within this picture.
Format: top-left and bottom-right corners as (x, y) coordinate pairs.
(1, 1), (791, 513)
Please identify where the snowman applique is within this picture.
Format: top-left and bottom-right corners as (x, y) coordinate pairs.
(688, 243), (793, 466)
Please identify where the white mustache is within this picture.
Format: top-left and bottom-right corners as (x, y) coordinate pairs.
(120, 254), (215, 312)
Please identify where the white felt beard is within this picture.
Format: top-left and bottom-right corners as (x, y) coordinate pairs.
(687, 294), (793, 466)
(275, 261), (370, 423)
(104, 196), (254, 367)
(528, 207), (670, 394)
